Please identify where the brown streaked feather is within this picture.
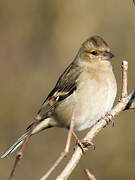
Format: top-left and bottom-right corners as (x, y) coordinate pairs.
(26, 62), (82, 130)
(38, 62), (82, 118)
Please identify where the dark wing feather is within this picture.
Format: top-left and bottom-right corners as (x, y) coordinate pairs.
(26, 62), (82, 131)
(36, 62), (82, 120)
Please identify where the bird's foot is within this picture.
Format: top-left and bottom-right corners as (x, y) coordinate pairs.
(104, 113), (114, 127)
(76, 139), (95, 153)
(72, 131), (95, 153)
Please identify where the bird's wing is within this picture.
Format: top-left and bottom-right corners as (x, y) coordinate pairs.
(26, 62), (82, 130)
(38, 62), (82, 118)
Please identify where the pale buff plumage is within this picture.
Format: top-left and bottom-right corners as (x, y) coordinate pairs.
(1, 35), (117, 158)
(54, 61), (116, 131)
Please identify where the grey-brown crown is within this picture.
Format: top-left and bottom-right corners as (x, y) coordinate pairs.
(81, 35), (110, 52)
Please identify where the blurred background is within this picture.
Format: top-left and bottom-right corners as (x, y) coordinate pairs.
(0, 0), (135, 179)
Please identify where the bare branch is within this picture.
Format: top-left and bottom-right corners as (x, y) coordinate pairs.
(84, 168), (96, 180)
(121, 60), (128, 99)
(129, 99), (135, 109)
(40, 109), (76, 180)
(124, 91), (135, 110)
(56, 61), (135, 180)
(8, 134), (30, 180)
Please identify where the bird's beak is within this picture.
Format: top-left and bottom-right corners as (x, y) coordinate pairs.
(103, 51), (114, 59)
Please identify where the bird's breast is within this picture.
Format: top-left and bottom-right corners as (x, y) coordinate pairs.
(54, 68), (117, 131)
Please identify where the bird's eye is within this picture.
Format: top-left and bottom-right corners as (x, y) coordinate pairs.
(90, 51), (98, 56)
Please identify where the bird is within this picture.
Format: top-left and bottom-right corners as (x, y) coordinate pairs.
(1, 35), (117, 158)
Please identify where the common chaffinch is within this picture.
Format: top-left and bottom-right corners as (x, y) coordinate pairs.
(1, 35), (117, 158)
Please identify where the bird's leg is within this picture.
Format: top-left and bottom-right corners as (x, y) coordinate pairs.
(72, 131), (95, 153)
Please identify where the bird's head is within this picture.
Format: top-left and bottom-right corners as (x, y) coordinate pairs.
(78, 36), (114, 63)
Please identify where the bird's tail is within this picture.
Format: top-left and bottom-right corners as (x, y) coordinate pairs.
(1, 132), (29, 158)
(1, 118), (56, 158)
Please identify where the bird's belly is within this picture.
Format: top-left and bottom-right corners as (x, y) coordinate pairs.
(54, 75), (116, 131)
(75, 87), (115, 131)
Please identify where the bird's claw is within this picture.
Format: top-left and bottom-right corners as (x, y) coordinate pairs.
(104, 113), (114, 127)
(76, 140), (95, 153)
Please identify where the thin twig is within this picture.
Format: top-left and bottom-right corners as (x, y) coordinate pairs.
(124, 91), (135, 110)
(56, 61), (135, 180)
(121, 61), (128, 99)
(8, 134), (31, 180)
(129, 99), (135, 109)
(84, 168), (96, 180)
(40, 109), (76, 180)
(8, 118), (41, 180)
